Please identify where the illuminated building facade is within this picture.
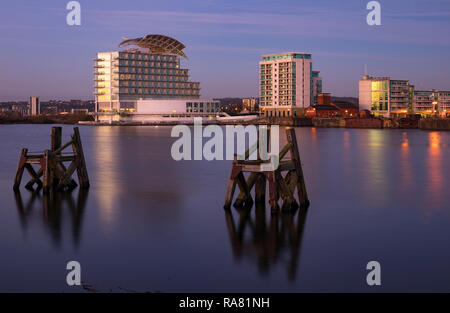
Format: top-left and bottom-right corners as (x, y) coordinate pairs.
(94, 34), (219, 121)
(242, 97), (258, 112)
(259, 52), (315, 117)
(414, 90), (450, 116)
(359, 75), (413, 117)
(436, 91), (450, 116)
(360, 75), (450, 117)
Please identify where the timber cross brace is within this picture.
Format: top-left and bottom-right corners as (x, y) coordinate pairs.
(224, 127), (309, 213)
(13, 127), (90, 194)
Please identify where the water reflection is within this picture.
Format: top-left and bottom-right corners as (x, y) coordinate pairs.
(14, 189), (88, 249)
(426, 132), (443, 211)
(400, 132), (412, 191)
(224, 204), (308, 281)
(94, 127), (120, 230)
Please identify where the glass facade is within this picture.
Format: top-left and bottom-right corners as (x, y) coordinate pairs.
(371, 80), (389, 111)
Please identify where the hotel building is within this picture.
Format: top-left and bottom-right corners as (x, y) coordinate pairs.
(358, 75), (413, 117)
(259, 52), (317, 117)
(94, 34), (220, 122)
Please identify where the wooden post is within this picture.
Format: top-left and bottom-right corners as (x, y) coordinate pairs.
(51, 127), (62, 152)
(72, 127), (90, 189)
(224, 162), (239, 209)
(286, 128), (309, 208)
(42, 150), (51, 194)
(254, 173), (266, 203)
(13, 148), (28, 191)
(265, 171), (279, 213)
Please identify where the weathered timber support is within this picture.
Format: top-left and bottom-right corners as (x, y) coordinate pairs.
(72, 127), (90, 189)
(13, 127), (90, 193)
(223, 127), (309, 213)
(13, 148), (28, 191)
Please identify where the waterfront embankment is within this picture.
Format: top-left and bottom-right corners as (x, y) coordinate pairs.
(256, 117), (450, 130)
(2, 113), (450, 130)
(80, 116), (450, 130)
(0, 113), (94, 125)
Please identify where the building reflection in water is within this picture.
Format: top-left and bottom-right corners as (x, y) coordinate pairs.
(224, 204), (308, 281)
(94, 127), (120, 230)
(426, 132), (443, 211)
(400, 131), (412, 191)
(14, 189), (88, 249)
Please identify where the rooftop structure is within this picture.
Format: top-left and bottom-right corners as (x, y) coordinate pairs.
(119, 34), (187, 59)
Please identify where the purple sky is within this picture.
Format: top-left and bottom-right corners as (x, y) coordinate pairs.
(1, 0), (450, 101)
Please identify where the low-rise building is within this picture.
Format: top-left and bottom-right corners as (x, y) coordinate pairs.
(305, 104), (339, 117)
(331, 100), (359, 117)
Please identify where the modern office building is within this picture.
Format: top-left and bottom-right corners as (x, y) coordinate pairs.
(358, 75), (413, 117)
(94, 34), (220, 122)
(259, 52), (316, 117)
(29, 96), (40, 115)
(312, 71), (323, 105)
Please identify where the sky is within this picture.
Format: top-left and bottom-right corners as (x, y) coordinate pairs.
(0, 0), (450, 101)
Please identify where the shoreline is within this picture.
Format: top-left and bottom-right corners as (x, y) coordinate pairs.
(81, 116), (450, 131)
(2, 116), (450, 131)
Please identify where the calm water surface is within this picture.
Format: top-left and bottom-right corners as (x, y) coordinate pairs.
(0, 125), (449, 292)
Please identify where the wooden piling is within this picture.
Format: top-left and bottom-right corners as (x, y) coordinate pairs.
(13, 148), (28, 191)
(223, 127), (309, 213)
(72, 127), (90, 188)
(13, 127), (90, 193)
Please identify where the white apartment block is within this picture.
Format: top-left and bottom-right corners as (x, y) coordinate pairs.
(259, 52), (313, 117)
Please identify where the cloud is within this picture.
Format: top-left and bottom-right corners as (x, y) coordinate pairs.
(83, 8), (450, 47)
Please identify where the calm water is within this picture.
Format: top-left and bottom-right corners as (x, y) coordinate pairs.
(0, 124), (449, 292)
